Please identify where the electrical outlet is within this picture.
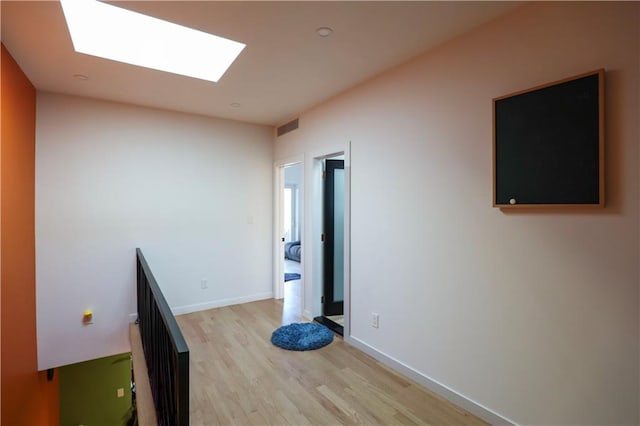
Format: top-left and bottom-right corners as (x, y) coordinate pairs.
(200, 279), (207, 289)
(372, 312), (379, 328)
(117, 388), (124, 398)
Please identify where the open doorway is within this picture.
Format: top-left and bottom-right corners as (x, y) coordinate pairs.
(274, 160), (304, 324)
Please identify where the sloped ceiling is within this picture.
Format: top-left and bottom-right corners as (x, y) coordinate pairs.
(1, 1), (521, 125)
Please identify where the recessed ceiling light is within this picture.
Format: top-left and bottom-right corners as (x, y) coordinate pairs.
(60, 0), (246, 83)
(316, 27), (334, 38)
(230, 102), (241, 108)
(73, 74), (89, 81)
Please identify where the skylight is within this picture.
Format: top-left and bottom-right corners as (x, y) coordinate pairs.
(60, 0), (245, 82)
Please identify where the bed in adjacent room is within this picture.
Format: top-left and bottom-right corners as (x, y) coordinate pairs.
(284, 241), (301, 262)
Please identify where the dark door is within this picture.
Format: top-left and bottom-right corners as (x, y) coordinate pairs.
(323, 159), (344, 316)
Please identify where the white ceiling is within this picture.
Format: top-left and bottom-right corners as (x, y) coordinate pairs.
(1, 1), (521, 126)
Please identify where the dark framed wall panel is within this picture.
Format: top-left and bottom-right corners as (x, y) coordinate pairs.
(493, 69), (605, 208)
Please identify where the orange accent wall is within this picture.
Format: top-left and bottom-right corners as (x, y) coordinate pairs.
(1, 43), (59, 425)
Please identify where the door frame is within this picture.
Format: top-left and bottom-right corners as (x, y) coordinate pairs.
(310, 143), (351, 337)
(273, 156), (304, 303)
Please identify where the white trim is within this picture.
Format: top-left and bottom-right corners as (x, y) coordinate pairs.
(343, 141), (351, 338)
(128, 313), (138, 323)
(302, 309), (313, 321)
(345, 336), (518, 426)
(273, 164), (285, 299)
(170, 292), (273, 316)
(275, 154), (305, 169)
(309, 158), (325, 317)
(309, 145), (347, 162)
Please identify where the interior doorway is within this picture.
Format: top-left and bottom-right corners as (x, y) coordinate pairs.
(275, 160), (304, 325)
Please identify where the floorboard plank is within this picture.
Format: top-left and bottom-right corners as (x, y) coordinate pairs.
(177, 299), (487, 426)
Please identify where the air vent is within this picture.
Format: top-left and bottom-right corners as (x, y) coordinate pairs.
(277, 118), (299, 137)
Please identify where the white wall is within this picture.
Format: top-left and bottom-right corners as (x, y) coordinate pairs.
(36, 93), (273, 369)
(274, 2), (639, 424)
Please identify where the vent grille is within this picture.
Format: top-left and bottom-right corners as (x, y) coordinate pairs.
(277, 118), (299, 137)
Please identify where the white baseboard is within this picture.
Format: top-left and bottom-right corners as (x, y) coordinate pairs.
(302, 309), (313, 321)
(128, 313), (138, 323)
(170, 292), (274, 316)
(345, 336), (517, 426)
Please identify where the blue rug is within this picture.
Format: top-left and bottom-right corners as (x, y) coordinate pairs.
(284, 273), (301, 282)
(271, 322), (333, 351)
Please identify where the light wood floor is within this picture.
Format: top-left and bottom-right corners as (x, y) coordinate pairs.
(177, 299), (487, 426)
(282, 272), (301, 326)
